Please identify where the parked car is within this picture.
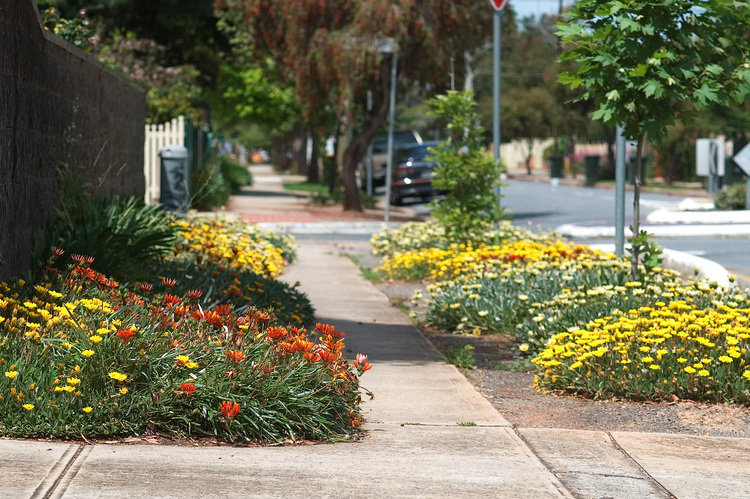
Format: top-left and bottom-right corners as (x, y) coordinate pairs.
(390, 141), (441, 206)
(362, 130), (423, 187)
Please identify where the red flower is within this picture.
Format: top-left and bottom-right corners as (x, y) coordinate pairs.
(186, 289), (204, 300)
(220, 401), (240, 419)
(225, 350), (246, 362)
(180, 383), (196, 396)
(162, 277), (177, 289)
(116, 329), (135, 344)
(51, 246), (65, 256)
(137, 281), (153, 293)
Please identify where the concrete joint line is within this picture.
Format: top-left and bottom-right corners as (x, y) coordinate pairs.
(397, 422), (511, 428)
(511, 428), (576, 499)
(607, 431), (676, 499)
(32, 444), (91, 499)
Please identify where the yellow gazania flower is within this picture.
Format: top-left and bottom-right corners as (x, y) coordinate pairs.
(90, 336), (103, 344)
(119, 388), (128, 395)
(4, 371), (18, 379)
(82, 407), (93, 413)
(22, 404), (34, 411)
(697, 369), (710, 377)
(81, 350), (95, 358)
(66, 377), (81, 385)
(108, 372), (127, 382)
(48, 291), (63, 299)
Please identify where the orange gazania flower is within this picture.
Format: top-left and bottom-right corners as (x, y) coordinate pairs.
(316, 323), (335, 335)
(186, 289), (204, 300)
(137, 281), (153, 293)
(318, 350), (339, 363)
(180, 383), (196, 396)
(266, 327), (288, 341)
(220, 401), (240, 419)
(304, 351), (321, 363)
(162, 294), (183, 308)
(225, 350), (246, 362)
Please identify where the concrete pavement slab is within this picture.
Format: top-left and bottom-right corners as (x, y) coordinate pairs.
(279, 242), (509, 427)
(517, 428), (670, 498)
(611, 432), (750, 499)
(52, 426), (571, 499)
(0, 440), (81, 498)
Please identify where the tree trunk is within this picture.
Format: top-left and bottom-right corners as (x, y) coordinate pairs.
(631, 132), (646, 281)
(605, 126), (615, 176)
(666, 139), (679, 185)
(295, 126), (308, 175)
(307, 129), (320, 184)
(524, 138), (534, 175)
(342, 62), (392, 211)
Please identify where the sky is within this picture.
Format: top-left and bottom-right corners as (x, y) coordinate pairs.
(508, 0), (578, 21)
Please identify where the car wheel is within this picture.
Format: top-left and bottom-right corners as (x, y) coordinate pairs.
(391, 195), (403, 206)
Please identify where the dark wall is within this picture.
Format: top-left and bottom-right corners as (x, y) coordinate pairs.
(0, 0), (146, 281)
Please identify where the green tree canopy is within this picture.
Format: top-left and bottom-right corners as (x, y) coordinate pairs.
(557, 0), (750, 278)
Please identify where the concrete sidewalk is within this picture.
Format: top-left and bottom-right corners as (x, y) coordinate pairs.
(2, 164), (750, 498)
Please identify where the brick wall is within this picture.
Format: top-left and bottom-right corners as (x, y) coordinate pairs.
(0, 0), (146, 281)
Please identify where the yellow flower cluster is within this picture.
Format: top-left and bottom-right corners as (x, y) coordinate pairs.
(370, 221), (559, 257)
(379, 240), (609, 282)
(174, 218), (287, 278)
(533, 298), (750, 403)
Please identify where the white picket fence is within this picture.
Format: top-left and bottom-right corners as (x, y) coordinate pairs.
(143, 115), (185, 205)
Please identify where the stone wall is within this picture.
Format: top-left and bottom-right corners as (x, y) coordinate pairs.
(0, 0), (146, 281)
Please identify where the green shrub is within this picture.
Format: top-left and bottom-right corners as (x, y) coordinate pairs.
(191, 154), (231, 211)
(221, 156), (253, 193)
(41, 194), (179, 281)
(427, 91), (505, 243)
(714, 183), (747, 210)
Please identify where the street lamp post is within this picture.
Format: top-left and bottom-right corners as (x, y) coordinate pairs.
(378, 38), (398, 224)
(489, 0), (508, 213)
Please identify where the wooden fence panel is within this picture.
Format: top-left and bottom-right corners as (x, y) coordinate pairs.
(144, 116), (185, 205)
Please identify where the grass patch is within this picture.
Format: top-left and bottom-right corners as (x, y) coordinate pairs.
(442, 345), (476, 370)
(283, 182), (329, 194)
(341, 253), (383, 284)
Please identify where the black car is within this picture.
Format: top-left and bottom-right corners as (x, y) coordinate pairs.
(390, 141), (441, 206)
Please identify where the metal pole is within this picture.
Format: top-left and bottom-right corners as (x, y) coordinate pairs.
(366, 91), (374, 196)
(384, 50), (398, 224)
(493, 10), (502, 210)
(615, 124), (626, 257)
